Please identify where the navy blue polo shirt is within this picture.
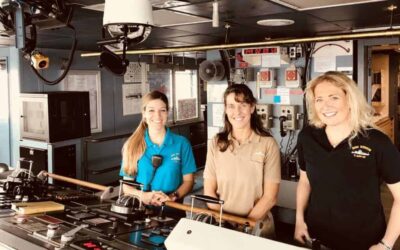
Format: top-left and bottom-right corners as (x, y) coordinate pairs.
(297, 126), (400, 250)
(120, 128), (197, 193)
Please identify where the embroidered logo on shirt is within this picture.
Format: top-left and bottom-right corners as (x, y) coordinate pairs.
(171, 153), (181, 162)
(351, 145), (371, 159)
(253, 152), (265, 157)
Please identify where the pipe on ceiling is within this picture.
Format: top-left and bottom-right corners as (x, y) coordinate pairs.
(81, 29), (400, 57)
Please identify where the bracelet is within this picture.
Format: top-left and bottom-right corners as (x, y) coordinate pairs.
(379, 240), (392, 250)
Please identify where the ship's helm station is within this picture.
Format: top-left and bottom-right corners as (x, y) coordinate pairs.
(0, 160), (304, 250)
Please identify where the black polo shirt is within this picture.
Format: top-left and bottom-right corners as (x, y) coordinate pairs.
(297, 126), (400, 250)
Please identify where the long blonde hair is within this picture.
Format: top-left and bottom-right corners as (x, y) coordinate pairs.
(122, 91), (169, 176)
(305, 71), (376, 145)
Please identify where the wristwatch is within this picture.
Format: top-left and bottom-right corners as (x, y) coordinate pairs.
(171, 191), (179, 200)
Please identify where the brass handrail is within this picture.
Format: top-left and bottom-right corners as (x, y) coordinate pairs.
(81, 29), (400, 57)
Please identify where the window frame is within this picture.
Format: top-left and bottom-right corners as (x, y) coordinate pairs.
(171, 68), (201, 125)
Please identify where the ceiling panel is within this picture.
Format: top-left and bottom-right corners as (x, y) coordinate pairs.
(166, 34), (222, 44)
(137, 39), (195, 49)
(234, 11), (329, 27)
(305, 1), (397, 22)
(270, 0), (386, 10)
(149, 27), (196, 39)
(169, 0), (293, 20)
(21, 0), (399, 51)
(159, 21), (233, 35)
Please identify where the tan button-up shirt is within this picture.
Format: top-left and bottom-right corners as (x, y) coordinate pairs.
(204, 132), (281, 216)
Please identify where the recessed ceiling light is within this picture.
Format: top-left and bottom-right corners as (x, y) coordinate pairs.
(257, 19), (294, 26)
(387, 4), (397, 11)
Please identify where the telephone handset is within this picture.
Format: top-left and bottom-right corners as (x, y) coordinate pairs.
(279, 116), (287, 137)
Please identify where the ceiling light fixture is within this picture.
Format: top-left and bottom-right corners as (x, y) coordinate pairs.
(212, 0), (219, 28)
(257, 19), (294, 26)
(387, 4), (397, 11)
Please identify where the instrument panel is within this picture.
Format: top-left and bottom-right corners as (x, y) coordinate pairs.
(0, 190), (180, 250)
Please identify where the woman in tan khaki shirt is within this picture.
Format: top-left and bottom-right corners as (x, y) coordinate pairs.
(204, 84), (281, 238)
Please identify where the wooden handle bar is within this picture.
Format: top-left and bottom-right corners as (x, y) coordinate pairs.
(165, 201), (256, 227)
(43, 172), (255, 227)
(44, 172), (108, 191)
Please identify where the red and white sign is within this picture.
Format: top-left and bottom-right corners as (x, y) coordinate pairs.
(243, 47), (279, 55)
(286, 69), (297, 81)
(285, 67), (301, 88)
(242, 47), (281, 67)
(258, 68), (276, 88)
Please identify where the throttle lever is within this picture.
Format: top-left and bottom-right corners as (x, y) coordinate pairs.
(60, 224), (88, 245)
(190, 194), (224, 227)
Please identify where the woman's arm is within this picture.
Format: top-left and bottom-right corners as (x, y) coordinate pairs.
(247, 182), (279, 220)
(369, 182), (400, 250)
(294, 170), (312, 244)
(122, 184), (166, 205)
(248, 138), (281, 220)
(203, 139), (220, 210)
(203, 177), (221, 211)
(168, 173), (194, 201)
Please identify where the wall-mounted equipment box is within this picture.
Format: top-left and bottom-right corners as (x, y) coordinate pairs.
(256, 104), (273, 129)
(20, 92), (91, 143)
(280, 105), (298, 131)
(285, 67), (301, 88)
(257, 68), (276, 88)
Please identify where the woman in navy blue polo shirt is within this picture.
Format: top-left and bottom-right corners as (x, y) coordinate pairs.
(120, 90), (196, 206)
(295, 71), (400, 250)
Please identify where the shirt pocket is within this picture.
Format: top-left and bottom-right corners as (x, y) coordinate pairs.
(250, 153), (265, 168)
(250, 154), (264, 175)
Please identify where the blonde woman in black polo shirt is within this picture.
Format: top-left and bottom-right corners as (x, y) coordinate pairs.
(295, 71), (400, 250)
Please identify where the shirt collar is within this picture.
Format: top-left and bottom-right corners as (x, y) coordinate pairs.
(312, 126), (347, 149)
(228, 131), (260, 144)
(145, 127), (173, 147)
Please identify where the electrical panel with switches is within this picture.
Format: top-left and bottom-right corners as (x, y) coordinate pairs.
(285, 66), (301, 88)
(257, 68), (276, 88)
(256, 104), (273, 129)
(279, 105), (298, 131)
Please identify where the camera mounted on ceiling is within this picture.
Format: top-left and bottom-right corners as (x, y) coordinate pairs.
(0, 0), (77, 85)
(30, 50), (49, 69)
(97, 0), (154, 76)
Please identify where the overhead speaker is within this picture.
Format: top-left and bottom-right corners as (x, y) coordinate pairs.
(199, 60), (225, 81)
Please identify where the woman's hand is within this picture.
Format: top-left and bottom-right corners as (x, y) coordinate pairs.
(150, 191), (170, 206)
(141, 191), (155, 205)
(294, 219), (311, 244)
